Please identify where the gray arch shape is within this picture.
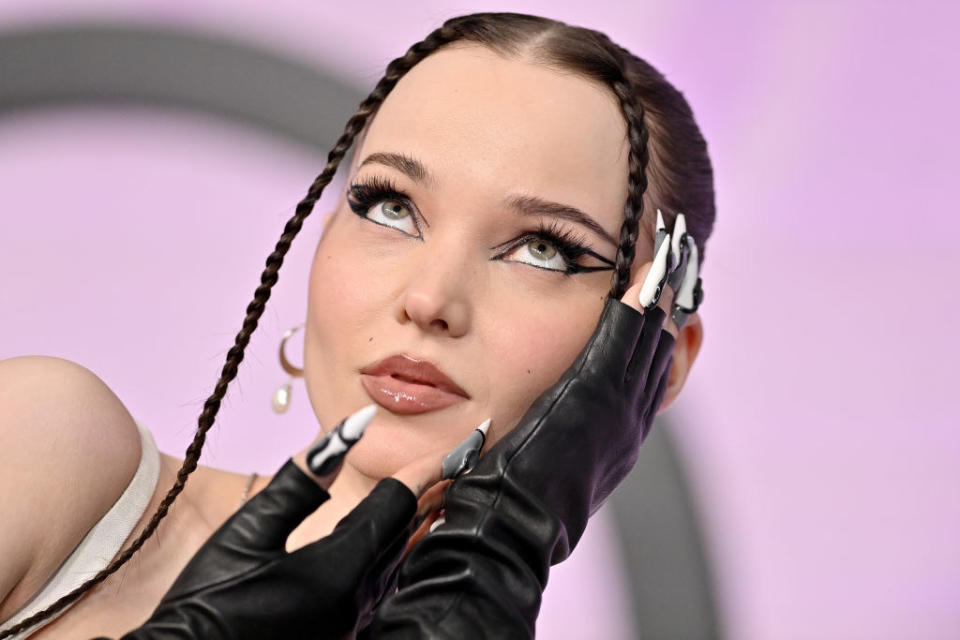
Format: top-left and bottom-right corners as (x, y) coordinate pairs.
(0, 24), (721, 639)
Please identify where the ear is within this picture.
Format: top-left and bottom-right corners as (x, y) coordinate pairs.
(657, 311), (703, 412)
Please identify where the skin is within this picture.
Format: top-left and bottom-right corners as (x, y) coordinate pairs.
(296, 42), (704, 532)
(2, 42), (703, 638)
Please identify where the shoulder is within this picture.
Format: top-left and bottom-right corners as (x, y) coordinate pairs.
(0, 355), (141, 620)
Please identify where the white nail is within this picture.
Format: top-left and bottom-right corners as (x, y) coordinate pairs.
(341, 404), (377, 440)
(477, 418), (491, 436)
(670, 214), (686, 266)
(638, 236), (671, 308)
(429, 515), (447, 532)
(656, 208), (666, 233)
(674, 236), (700, 310)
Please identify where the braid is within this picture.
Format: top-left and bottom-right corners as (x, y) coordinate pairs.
(0, 21), (467, 640)
(607, 75), (652, 300)
(4, 13), (696, 637)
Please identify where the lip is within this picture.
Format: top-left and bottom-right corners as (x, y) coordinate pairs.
(359, 354), (469, 415)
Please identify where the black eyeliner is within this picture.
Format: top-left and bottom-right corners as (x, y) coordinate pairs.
(347, 177), (614, 275)
(347, 176), (426, 236)
(492, 219), (615, 275)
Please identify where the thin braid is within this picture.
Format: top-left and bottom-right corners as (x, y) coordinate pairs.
(607, 73), (652, 300)
(0, 21), (467, 640)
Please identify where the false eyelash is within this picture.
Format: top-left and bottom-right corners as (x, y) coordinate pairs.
(499, 220), (615, 275)
(346, 176), (614, 275)
(347, 175), (416, 221)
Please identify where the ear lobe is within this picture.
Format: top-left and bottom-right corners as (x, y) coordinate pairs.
(658, 312), (704, 412)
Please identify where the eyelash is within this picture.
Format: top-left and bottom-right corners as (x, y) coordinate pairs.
(347, 175), (424, 236)
(345, 176), (613, 276)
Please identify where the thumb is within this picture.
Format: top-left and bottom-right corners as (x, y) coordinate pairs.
(222, 404), (377, 554)
(294, 404), (378, 490)
(212, 458), (331, 553)
(391, 417), (492, 498)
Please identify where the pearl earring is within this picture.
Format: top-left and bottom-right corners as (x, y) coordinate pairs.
(272, 324), (305, 414)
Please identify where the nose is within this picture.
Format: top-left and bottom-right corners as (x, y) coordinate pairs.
(396, 244), (473, 338)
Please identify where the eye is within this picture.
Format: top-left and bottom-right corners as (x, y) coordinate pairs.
(493, 220), (615, 276)
(502, 237), (568, 272)
(347, 176), (422, 239)
(365, 199), (418, 236)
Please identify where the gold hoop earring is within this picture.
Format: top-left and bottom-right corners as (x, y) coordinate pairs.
(272, 324), (305, 414)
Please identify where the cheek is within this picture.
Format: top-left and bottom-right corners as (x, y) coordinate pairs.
(308, 226), (371, 321)
(481, 287), (605, 443)
(303, 220), (385, 427)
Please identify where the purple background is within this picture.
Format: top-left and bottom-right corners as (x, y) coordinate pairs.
(1, 2), (958, 638)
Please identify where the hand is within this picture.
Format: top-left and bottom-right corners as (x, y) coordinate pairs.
(361, 212), (703, 639)
(105, 406), (489, 640)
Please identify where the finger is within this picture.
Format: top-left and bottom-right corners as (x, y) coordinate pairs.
(304, 404), (376, 486)
(441, 418), (491, 480)
(404, 508), (444, 560)
(294, 476), (418, 607)
(406, 480), (449, 559)
(670, 233), (703, 332)
(392, 417), (492, 497)
(624, 304), (667, 387)
(666, 213), (690, 295)
(417, 479), (449, 519)
(623, 211), (676, 384)
(625, 211), (697, 337)
(213, 458), (331, 553)
(636, 222), (672, 312)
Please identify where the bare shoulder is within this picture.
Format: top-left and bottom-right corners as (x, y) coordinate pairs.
(0, 355), (141, 621)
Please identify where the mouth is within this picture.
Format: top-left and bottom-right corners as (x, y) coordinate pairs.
(359, 353), (469, 415)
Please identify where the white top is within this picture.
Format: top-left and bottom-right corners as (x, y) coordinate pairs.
(0, 420), (161, 639)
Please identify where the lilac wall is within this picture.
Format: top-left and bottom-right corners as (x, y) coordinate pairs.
(2, 2), (958, 638)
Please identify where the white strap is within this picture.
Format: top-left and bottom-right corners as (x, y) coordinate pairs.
(0, 420), (161, 638)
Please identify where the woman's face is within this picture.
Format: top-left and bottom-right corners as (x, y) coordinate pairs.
(304, 43), (655, 481)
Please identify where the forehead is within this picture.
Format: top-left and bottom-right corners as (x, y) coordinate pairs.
(357, 43), (630, 233)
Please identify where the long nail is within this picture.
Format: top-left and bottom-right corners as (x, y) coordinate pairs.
(638, 233), (671, 310)
(441, 418), (491, 480)
(340, 404), (377, 442)
(307, 404), (377, 476)
(429, 514), (447, 532)
(667, 214), (690, 292)
(653, 209), (668, 258)
(671, 235), (703, 330)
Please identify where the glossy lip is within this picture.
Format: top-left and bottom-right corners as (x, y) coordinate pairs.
(359, 354), (470, 415)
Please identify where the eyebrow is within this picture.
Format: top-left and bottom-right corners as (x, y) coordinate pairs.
(357, 151), (618, 248)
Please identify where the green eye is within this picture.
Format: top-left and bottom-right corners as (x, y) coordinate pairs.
(527, 240), (557, 261)
(382, 200), (410, 220)
(500, 237), (567, 272)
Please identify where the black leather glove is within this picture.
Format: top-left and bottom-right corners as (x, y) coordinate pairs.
(114, 456), (416, 640)
(362, 215), (702, 639)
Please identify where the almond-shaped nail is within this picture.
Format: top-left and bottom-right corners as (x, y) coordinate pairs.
(307, 404), (377, 476)
(671, 235), (702, 330)
(341, 404), (377, 442)
(667, 214), (689, 292)
(441, 418), (491, 480)
(429, 514), (447, 533)
(653, 208), (668, 258)
(638, 233), (671, 310)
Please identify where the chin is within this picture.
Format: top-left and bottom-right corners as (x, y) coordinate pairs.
(342, 414), (450, 480)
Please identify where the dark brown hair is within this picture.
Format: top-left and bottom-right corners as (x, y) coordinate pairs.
(2, 11), (714, 637)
